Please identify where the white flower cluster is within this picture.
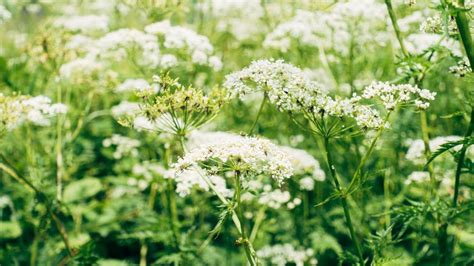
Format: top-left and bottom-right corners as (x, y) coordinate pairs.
(406, 136), (474, 165)
(59, 57), (103, 81)
(115, 78), (150, 93)
(280, 146), (325, 180)
(174, 135), (293, 185)
(449, 58), (472, 77)
(52, 15), (109, 33)
(0, 5), (11, 24)
(257, 244), (317, 266)
(264, 0), (388, 55)
(263, 10), (321, 53)
(170, 168), (233, 198)
(420, 16), (457, 35)
(405, 171), (430, 185)
(363, 81), (436, 110)
(188, 131), (326, 188)
(111, 101), (140, 118)
(404, 33), (462, 57)
(225, 59), (388, 130)
(65, 35), (95, 53)
(198, 0), (264, 41)
(224, 59), (322, 112)
(102, 134), (140, 159)
(22, 96), (68, 126)
(1, 94), (67, 131)
(257, 189), (302, 209)
(126, 161), (167, 191)
(93, 28), (161, 68)
(144, 20), (222, 70)
(132, 161), (167, 181)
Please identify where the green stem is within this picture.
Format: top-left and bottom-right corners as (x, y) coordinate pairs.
(420, 111), (437, 196)
(323, 137), (364, 266)
(164, 145), (180, 250)
(248, 94), (267, 135)
(454, 0), (474, 68)
(384, 0), (408, 57)
(234, 172), (257, 266)
(249, 206), (266, 243)
(452, 109), (474, 208)
(56, 84), (64, 202)
(347, 112), (392, 193)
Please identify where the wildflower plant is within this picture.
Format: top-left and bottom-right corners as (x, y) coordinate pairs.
(120, 73), (227, 137)
(1, 1), (473, 265)
(172, 135), (293, 265)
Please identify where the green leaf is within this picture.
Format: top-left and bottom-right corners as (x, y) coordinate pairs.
(426, 137), (472, 166)
(63, 177), (103, 203)
(0, 221), (22, 238)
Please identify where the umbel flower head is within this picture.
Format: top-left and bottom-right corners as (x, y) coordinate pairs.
(363, 81), (436, 110)
(119, 73), (227, 136)
(0, 93), (67, 134)
(224, 59), (322, 112)
(173, 135), (293, 186)
(224, 59), (386, 134)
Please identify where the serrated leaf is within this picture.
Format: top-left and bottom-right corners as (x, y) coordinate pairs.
(426, 137), (472, 165)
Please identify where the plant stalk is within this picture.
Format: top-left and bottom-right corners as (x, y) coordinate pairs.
(323, 137), (364, 266)
(384, 0), (409, 57)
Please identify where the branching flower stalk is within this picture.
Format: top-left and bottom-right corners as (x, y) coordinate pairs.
(322, 135), (365, 266)
(119, 73), (228, 263)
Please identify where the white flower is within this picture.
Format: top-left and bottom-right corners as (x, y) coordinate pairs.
(21, 96), (68, 127)
(404, 33), (462, 57)
(258, 189), (291, 209)
(224, 59), (322, 112)
(0, 5), (12, 24)
(174, 135), (293, 185)
(449, 57), (471, 77)
(198, 0), (264, 40)
(263, 0), (388, 55)
(299, 177), (315, 191)
(363, 81), (436, 110)
(257, 244), (316, 266)
(111, 101), (140, 118)
(280, 146), (326, 181)
(53, 15), (109, 33)
(144, 20), (220, 68)
(169, 168), (232, 198)
(405, 171), (430, 185)
(102, 134), (140, 159)
(405, 136), (471, 165)
(93, 28), (160, 67)
(59, 57), (103, 81)
(115, 79), (150, 93)
(132, 161), (167, 181)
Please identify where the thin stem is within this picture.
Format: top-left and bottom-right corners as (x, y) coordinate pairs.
(347, 112), (392, 193)
(234, 172), (257, 266)
(384, 0), (408, 57)
(248, 94), (267, 135)
(323, 137), (364, 266)
(420, 111), (437, 196)
(249, 206), (266, 243)
(56, 84), (64, 202)
(452, 109), (473, 208)
(140, 240), (148, 266)
(454, 0), (474, 68)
